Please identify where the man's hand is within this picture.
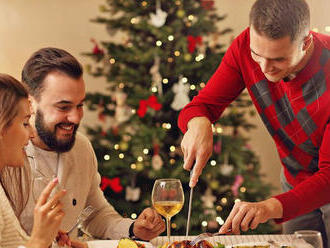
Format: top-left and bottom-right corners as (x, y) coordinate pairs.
(219, 198), (283, 234)
(133, 208), (165, 241)
(181, 117), (213, 187)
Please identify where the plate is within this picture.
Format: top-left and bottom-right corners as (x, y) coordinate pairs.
(87, 240), (154, 248)
(230, 241), (291, 247)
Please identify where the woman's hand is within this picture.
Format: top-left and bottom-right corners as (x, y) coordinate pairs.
(27, 178), (66, 248)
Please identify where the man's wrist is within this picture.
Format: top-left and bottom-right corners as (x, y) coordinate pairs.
(187, 116), (211, 130)
(129, 222), (136, 239)
(266, 198), (283, 219)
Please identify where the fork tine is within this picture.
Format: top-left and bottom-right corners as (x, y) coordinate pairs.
(67, 205), (95, 234)
(80, 205), (94, 220)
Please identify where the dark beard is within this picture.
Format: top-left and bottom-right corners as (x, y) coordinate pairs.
(35, 109), (79, 153)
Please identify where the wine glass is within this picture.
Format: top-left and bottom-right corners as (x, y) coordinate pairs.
(291, 230), (323, 248)
(27, 155), (65, 248)
(151, 178), (184, 243)
(27, 155), (62, 202)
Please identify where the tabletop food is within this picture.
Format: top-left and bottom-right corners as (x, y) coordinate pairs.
(117, 238), (146, 248)
(159, 240), (215, 248)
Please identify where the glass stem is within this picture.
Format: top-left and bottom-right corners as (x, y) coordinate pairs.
(166, 217), (171, 243)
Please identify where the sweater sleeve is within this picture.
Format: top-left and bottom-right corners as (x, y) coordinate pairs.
(178, 31), (246, 133)
(274, 123), (330, 222)
(82, 140), (134, 239)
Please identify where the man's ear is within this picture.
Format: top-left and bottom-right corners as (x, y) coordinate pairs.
(28, 95), (36, 115)
(302, 33), (313, 51)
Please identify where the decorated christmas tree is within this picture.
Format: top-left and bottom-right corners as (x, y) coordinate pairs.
(84, 0), (276, 235)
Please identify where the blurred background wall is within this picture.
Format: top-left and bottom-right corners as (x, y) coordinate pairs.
(0, 0), (329, 194)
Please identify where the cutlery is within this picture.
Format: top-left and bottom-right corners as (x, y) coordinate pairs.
(67, 205), (94, 234)
(185, 169), (194, 237)
(189, 229), (232, 246)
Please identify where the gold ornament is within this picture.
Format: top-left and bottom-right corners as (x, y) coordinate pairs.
(184, 53), (192, 61)
(176, 9), (185, 18)
(119, 141), (129, 151)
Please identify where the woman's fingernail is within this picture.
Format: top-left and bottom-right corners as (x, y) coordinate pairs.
(53, 177), (58, 183)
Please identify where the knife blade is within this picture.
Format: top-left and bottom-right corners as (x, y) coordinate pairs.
(185, 169), (194, 237)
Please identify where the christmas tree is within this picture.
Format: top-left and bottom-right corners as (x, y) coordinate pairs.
(84, 0), (276, 235)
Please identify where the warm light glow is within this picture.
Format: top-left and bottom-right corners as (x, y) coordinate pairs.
(114, 144), (119, 150)
(168, 35), (174, 41)
(131, 213), (137, 219)
(200, 82), (206, 88)
(216, 127), (223, 133)
(175, 0), (181, 5)
(240, 187), (246, 193)
(151, 86), (158, 92)
(109, 58), (116, 64)
(171, 223), (177, 228)
(162, 78), (169, 84)
(202, 221), (208, 227)
(143, 149), (149, 154)
(119, 153), (124, 159)
(212, 125), (216, 133)
(170, 146), (176, 152)
(174, 50), (181, 56)
(137, 156), (143, 162)
(195, 54), (205, 62)
(210, 160), (216, 166)
(119, 82), (125, 88)
(190, 85), (196, 90)
(156, 40), (162, 46)
(188, 15), (194, 21)
(130, 17), (138, 24)
(167, 57), (174, 63)
(221, 197), (227, 204)
(131, 163), (137, 169)
(182, 77), (188, 83)
(141, 1), (147, 7)
(216, 205), (223, 211)
(170, 159), (176, 164)
(104, 155), (110, 161)
(216, 216), (224, 225)
(235, 199), (241, 203)
(131, 109), (136, 114)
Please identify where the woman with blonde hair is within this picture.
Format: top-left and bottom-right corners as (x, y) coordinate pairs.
(0, 73), (66, 248)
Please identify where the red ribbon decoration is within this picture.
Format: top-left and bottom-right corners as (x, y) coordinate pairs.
(137, 95), (162, 117)
(91, 38), (104, 55)
(187, 35), (202, 53)
(201, 0), (214, 10)
(100, 176), (123, 193)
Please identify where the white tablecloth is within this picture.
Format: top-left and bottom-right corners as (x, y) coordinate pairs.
(150, 234), (294, 246)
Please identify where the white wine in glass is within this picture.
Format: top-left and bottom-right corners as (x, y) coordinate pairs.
(152, 179), (184, 243)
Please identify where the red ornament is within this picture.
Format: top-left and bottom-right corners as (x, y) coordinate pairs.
(213, 139), (222, 154)
(137, 95), (162, 117)
(187, 35), (202, 53)
(98, 100), (105, 122)
(91, 38), (104, 55)
(100, 176), (123, 193)
(153, 143), (160, 154)
(201, 0), (214, 10)
(231, 175), (244, 197)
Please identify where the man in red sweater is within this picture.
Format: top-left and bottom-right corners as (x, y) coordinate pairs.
(178, 0), (330, 245)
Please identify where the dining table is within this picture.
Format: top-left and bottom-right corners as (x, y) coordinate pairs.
(86, 234), (295, 247)
(150, 234), (295, 247)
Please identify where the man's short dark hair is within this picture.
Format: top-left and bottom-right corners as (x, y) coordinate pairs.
(249, 0), (310, 41)
(22, 47), (83, 100)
